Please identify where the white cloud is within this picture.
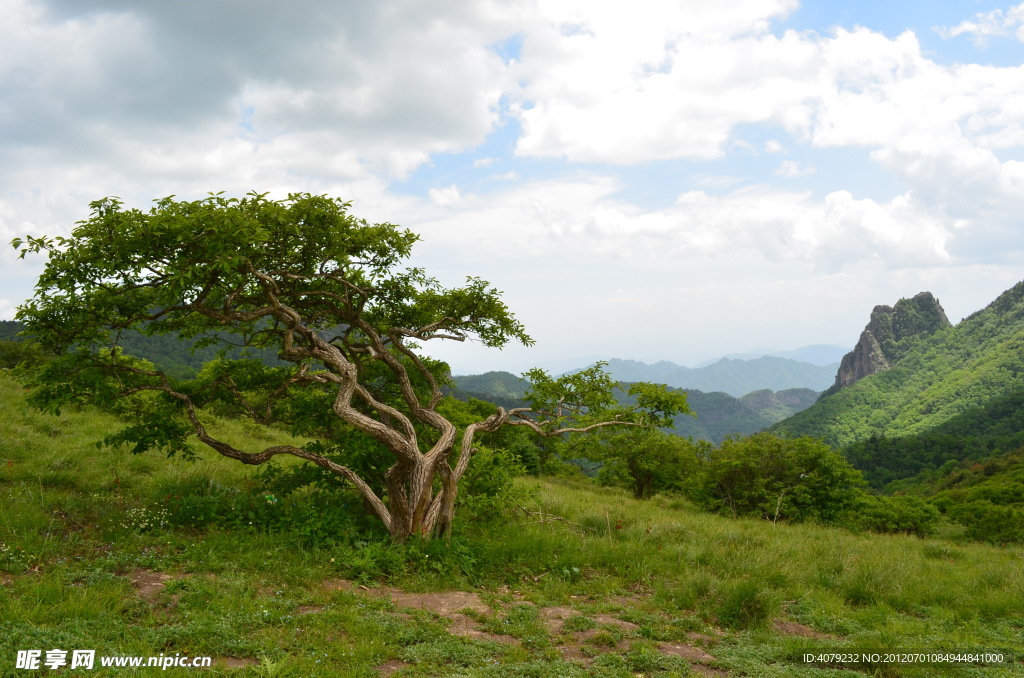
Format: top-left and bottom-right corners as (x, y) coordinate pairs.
(428, 185), (464, 207)
(396, 173), (954, 275)
(774, 160), (814, 177)
(0, 0), (522, 185)
(502, 13), (1024, 258)
(512, 1), (816, 162)
(935, 3), (1024, 45)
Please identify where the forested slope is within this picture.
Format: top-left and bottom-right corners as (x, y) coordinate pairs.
(843, 387), (1024, 489)
(770, 280), (1024, 448)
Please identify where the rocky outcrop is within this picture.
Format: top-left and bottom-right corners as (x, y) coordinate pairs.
(831, 292), (951, 391)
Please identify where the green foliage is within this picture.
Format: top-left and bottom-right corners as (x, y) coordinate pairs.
(0, 340), (47, 370)
(947, 500), (1024, 545)
(845, 388), (1024, 490)
(456, 446), (529, 520)
(694, 433), (867, 523)
(337, 536), (480, 584)
(624, 382), (692, 428)
(842, 494), (940, 537)
(586, 430), (707, 499)
(522, 362), (620, 427)
(540, 382), (692, 498)
(156, 474), (373, 546)
(900, 448), (1024, 544)
(714, 578), (781, 630)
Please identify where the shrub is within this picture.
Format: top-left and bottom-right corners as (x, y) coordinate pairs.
(0, 341), (47, 370)
(456, 446), (529, 525)
(947, 500), (1024, 544)
(695, 433), (867, 524)
(843, 494), (940, 537)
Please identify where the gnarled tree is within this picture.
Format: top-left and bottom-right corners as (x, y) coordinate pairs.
(13, 192), (687, 541)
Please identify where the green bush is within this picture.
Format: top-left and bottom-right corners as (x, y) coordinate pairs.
(714, 578), (780, 629)
(156, 475), (370, 546)
(694, 433), (867, 524)
(0, 341), (47, 370)
(843, 494), (940, 537)
(582, 429), (707, 499)
(456, 446), (529, 524)
(948, 500), (1024, 544)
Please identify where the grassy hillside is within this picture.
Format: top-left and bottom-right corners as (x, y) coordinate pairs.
(770, 280), (1024, 448)
(1, 371), (1021, 676)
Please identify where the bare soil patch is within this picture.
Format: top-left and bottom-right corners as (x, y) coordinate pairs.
(537, 605), (577, 634)
(385, 588), (491, 616)
(773, 619), (836, 639)
(592, 613), (639, 632)
(375, 658), (410, 676)
(322, 579), (356, 593)
(686, 631), (719, 643)
(557, 645), (593, 665)
(215, 657), (259, 669)
(447, 613), (519, 643)
(379, 587), (517, 643)
(658, 642), (715, 663)
(572, 628), (631, 653)
(128, 569), (172, 601)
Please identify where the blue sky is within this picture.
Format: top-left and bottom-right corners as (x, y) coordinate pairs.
(3, 0), (1024, 374)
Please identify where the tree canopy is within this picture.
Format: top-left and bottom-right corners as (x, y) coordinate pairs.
(13, 192), (686, 541)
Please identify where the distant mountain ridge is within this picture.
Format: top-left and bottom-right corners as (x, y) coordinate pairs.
(700, 344), (847, 367)
(673, 387), (819, 443)
(450, 371), (818, 443)
(579, 356), (838, 397)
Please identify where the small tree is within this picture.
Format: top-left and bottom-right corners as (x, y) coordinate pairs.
(566, 383), (696, 498)
(13, 192), (680, 541)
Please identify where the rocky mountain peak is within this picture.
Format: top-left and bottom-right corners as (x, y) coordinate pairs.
(830, 291), (951, 392)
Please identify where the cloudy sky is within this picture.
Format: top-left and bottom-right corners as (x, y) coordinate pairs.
(3, 0), (1024, 374)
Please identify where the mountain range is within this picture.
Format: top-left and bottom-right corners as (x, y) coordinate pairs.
(579, 356), (838, 397)
(449, 371), (819, 444)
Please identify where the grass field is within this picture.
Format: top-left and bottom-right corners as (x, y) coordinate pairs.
(1, 373), (1021, 677)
